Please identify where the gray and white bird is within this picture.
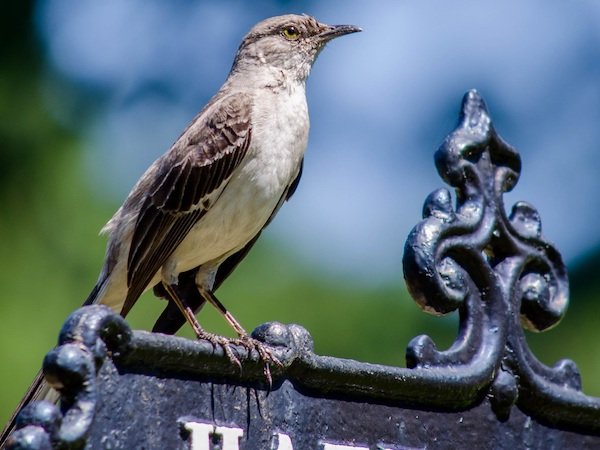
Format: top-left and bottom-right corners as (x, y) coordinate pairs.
(91, 13), (360, 351)
(1, 14), (360, 443)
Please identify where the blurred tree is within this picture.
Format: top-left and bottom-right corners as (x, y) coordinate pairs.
(0, 0), (111, 425)
(1, 0), (600, 432)
(0, 1), (431, 424)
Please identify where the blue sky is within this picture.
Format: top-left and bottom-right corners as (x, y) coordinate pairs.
(35, 0), (600, 283)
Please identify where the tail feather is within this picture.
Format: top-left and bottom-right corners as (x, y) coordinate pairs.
(0, 278), (108, 447)
(0, 370), (58, 446)
(83, 275), (107, 307)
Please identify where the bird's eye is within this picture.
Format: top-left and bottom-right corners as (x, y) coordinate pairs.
(281, 26), (301, 40)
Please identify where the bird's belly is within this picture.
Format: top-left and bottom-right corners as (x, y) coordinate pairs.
(164, 154), (297, 276)
(164, 86), (308, 278)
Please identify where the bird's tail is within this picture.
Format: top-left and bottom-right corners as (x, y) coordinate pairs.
(83, 274), (106, 306)
(0, 369), (58, 447)
(0, 277), (109, 447)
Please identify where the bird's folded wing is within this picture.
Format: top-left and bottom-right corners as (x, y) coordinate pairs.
(122, 92), (253, 315)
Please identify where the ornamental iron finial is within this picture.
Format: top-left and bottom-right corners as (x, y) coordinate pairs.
(5, 91), (600, 450)
(403, 89), (579, 419)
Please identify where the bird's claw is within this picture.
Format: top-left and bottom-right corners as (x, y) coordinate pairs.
(196, 331), (242, 369)
(195, 332), (281, 386)
(231, 335), (282, 387)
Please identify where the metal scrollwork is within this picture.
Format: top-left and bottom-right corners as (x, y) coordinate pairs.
(4, 90), (600, 449)
(6, 305), (132, 449)
(403, 90), (596, 423)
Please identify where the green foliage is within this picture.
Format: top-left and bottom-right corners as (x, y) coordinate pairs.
(0, 75), (109, 425)
(2, 0), (600, 431)
(526, 284), (600, 397)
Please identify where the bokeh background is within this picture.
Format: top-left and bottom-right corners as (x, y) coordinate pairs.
(2, 0), (600, 425)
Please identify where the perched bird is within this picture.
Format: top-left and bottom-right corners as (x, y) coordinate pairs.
(1, 13), (360, 444)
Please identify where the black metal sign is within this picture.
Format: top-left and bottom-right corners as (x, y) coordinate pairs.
(5, 91), (600, 449)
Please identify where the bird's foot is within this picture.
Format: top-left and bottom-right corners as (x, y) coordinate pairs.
(230, 335), (282, 387)
(196, 331), (281, 386)
(196, 331), (243, 369)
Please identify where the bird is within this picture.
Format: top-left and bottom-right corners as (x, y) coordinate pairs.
(1, 14), (360, 444)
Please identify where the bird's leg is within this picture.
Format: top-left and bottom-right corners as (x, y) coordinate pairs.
(199, 287), (248, 336)
(161, 282), (241, 368)
(198, 286), (282, 381)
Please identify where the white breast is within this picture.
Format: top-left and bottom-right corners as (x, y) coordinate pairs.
(164, 83), (309, 279)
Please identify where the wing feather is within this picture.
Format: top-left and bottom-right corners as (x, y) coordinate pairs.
(150, 157), (304, 333)
(121, 92), (253, 315)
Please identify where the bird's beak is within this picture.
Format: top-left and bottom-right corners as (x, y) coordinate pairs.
(318, 24), (362, 41)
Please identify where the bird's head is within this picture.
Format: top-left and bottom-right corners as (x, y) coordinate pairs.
(230, 14), (361, 83)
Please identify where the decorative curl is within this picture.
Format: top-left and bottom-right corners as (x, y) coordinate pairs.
(7, 306), (131, 450)
(403, 90), (575, 418)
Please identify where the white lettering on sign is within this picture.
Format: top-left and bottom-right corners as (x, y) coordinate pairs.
(321, 443), (369, 450)
(182, 420), (398, 449)
(184, 422), (243, 450)
(271, 432), (294, 450)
